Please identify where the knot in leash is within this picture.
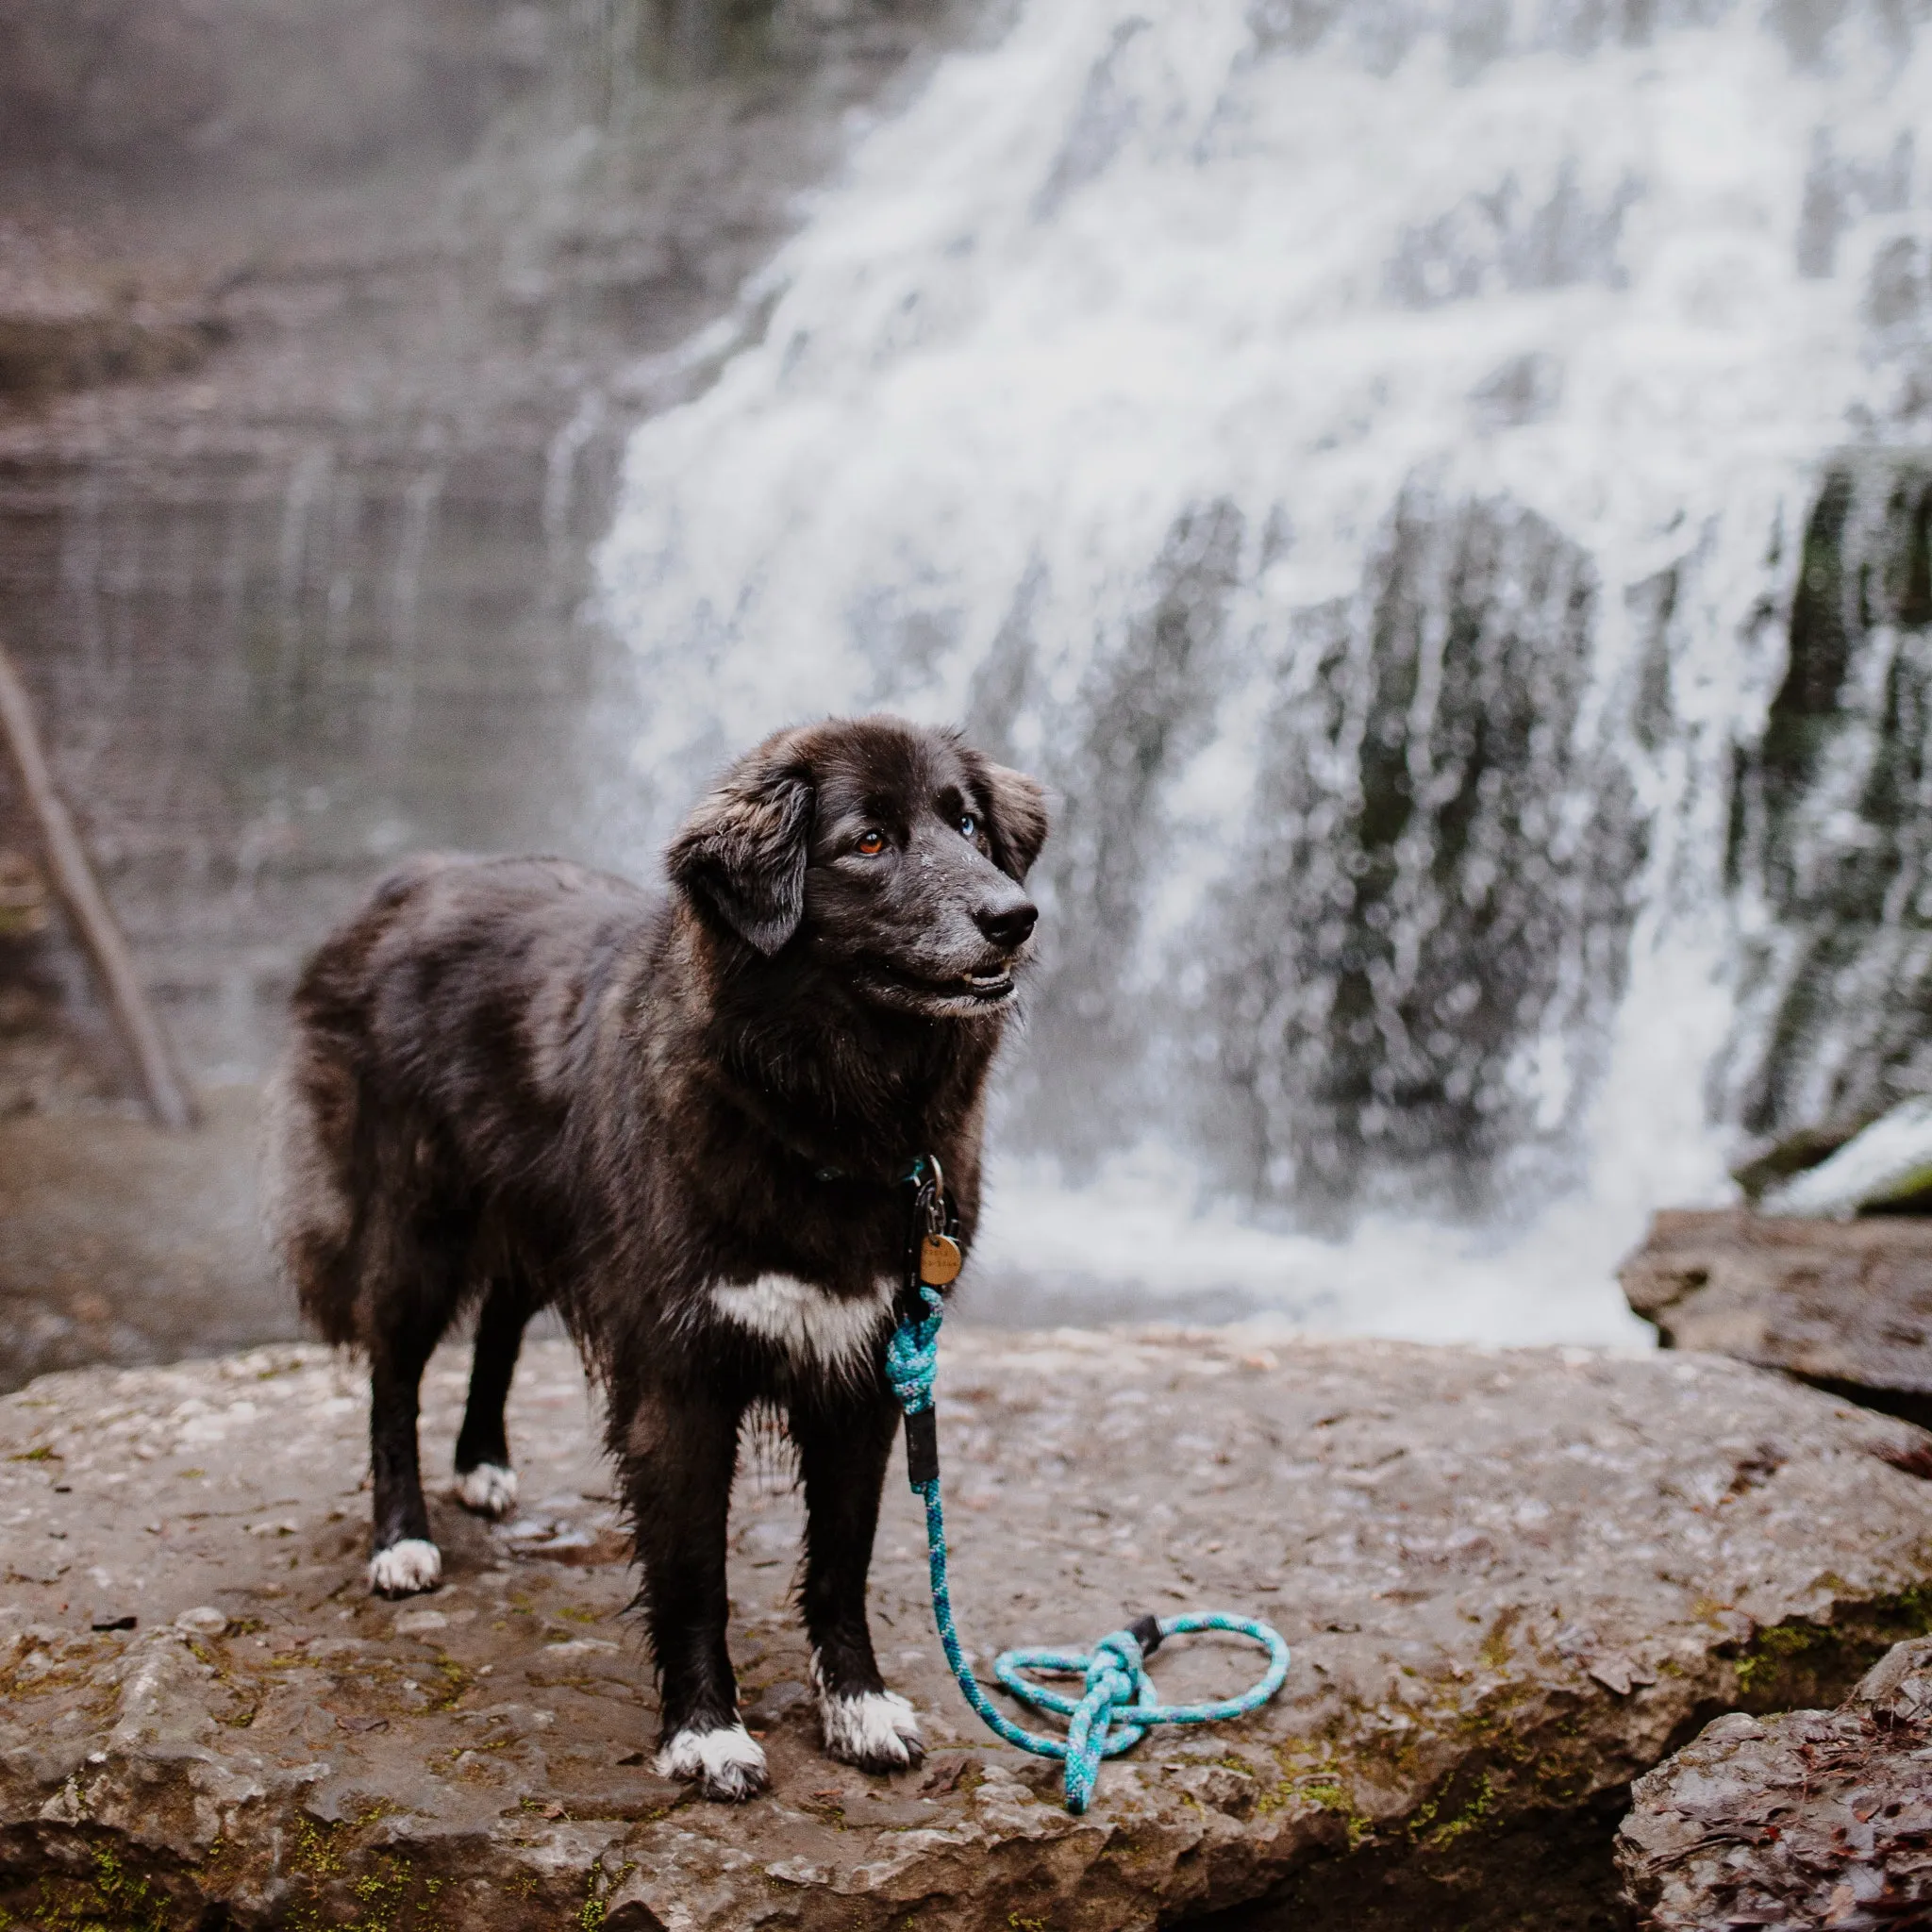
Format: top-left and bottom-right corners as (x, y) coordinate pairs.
(884, 1284), (941, 1415)
(888, 1157), (1291, 1813)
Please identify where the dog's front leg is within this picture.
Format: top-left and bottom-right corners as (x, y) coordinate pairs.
(624, 1388), (767, 1802)
(793, 1391), (924, 1774)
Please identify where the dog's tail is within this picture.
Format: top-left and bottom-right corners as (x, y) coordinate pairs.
(261, 857), (452, 1348)
(260, 1035), (366, 1349)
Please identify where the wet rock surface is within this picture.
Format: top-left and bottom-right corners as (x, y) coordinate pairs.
(1617, 1638), (1932, 1931)
(4, 1330), (1932, 1930)
(1621, 1208), (1932, 1432)
(0, 1086), (290, 1394)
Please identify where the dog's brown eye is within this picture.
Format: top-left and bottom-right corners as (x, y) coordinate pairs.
(856, 829), (886, 856)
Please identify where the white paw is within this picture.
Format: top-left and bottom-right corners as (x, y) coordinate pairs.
(454, 1462), (519, 1518)
(654, 1723), (770, 1802)
(814, 1668), (924, 1771)
(368, 1538), (441, 1597)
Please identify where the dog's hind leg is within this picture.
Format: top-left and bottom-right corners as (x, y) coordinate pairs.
(365, 1214), (469, 1598)
(622, 1389), (768, 1801)
(793, 1391), (924, 1774)
(367, 1318), (444, 1596)
(452, 1274), (533, 1520)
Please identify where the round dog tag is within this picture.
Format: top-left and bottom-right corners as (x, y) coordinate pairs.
(919, 1233), (962, 1286)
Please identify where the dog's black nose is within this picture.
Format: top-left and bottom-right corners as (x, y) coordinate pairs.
(975, 898), (1038, 950)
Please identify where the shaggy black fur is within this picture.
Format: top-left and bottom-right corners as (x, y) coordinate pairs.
(263, 715), (1047, 1799)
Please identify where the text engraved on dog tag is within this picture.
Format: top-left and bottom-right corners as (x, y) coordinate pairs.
(919, 1232), (962, 1286)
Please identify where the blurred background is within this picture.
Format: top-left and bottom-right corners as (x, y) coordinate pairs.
(2, 0), (1928, 1389)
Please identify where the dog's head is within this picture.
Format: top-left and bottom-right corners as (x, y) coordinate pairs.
(668, 716), (1048, 1020)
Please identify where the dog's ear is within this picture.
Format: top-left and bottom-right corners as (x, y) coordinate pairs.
(967, 755), (1050, 881)
(666, 749), (814, 956)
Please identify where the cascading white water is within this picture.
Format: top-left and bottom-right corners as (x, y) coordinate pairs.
(595, 0), (1932, 1342)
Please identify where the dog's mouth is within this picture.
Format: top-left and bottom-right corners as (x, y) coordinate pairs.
(863, 958), (1018, 1008)
(958, 965), (1015, 999)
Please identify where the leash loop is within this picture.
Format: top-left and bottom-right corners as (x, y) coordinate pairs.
(886, 1159), (1291, 1813)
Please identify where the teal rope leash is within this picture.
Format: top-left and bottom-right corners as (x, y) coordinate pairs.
(885, 1158), (1291, 1814)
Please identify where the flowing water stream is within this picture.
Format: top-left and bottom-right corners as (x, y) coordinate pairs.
(595, 0), (1932, 1341)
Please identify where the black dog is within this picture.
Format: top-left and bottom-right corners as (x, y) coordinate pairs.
(262, 715), (1047, 1799)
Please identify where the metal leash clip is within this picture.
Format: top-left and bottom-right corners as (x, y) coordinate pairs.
(917, 1155), (962, 1289)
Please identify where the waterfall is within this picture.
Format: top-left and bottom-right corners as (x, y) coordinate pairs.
(595, 0), (1932, 1341)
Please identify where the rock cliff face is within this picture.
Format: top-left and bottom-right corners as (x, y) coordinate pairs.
(1618, 1637), (1932, 1931)
(0, 0), (975, 1094)
(4, 1330), (1931, 1930)
(0, 0), (980, 1388)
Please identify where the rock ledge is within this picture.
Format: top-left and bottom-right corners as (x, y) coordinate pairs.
(4, 1331), (1932, 1930)
(1621, 1208), (1932, 1430)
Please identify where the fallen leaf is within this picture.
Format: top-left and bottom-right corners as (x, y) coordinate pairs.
(1585, 1653), (1657, 1697)
(532, 1527), (631, 1568)
(920, 1754), (974, 1796)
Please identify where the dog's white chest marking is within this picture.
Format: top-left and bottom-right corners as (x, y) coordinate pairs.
(708, 1274), (894, 1373)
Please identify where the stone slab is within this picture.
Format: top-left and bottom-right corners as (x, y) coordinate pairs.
(1617, 1637), (1932, 1930)
(3, 1332), (1932, 1931)
(1620, 1208), (1932, 1428)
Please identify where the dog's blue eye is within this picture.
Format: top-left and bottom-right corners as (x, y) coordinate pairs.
(958, 813), (978, 840)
